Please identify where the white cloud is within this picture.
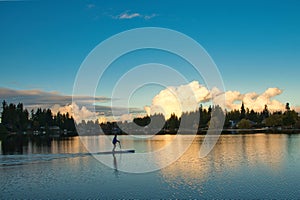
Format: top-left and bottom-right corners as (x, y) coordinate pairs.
(145, 81), (295, 118)
(145, 81), (210, 118)
(118, 12), (141, 19)
(119, 114), (134, 122)
(97, 116), (108, 124)
(225, 88), (285, 112)
(144, 14), (158, 20)
(114, 11), (157, 20)
(51, 103), (98, 123)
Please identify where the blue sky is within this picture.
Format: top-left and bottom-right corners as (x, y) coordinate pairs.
(0, 0), (300, 117)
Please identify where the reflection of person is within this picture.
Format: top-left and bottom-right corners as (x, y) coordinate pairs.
(112, 134), (121, 151)
(112, 153), (119, 177)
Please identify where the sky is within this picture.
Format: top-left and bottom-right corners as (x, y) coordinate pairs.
(0, 0), (300, 122)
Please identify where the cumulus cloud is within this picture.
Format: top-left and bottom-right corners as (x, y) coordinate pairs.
(145, 81), (211, 118)
(225, 88), (285, 112)
(145, 81), (293, 118)
(50, 103), (146, 123)
(119, 114), (134, 122)
(51, 103), (98, 123)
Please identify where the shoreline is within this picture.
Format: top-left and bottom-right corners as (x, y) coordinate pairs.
(1, 128), (300, 141)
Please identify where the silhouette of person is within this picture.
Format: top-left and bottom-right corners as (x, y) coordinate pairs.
(112, 134), (121, 151)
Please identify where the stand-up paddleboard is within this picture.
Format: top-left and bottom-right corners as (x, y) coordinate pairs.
(93, 150), (135, 155)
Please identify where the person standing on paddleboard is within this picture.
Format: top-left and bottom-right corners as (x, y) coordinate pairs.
(112, 134), (121, 151)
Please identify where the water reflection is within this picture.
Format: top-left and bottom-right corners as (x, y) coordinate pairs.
(1, 134), (300, 199)
(0, 134), (299, 171)
(1, 136), (86, 155)
(112, 153), (119, 177)
(0, 134), (297, 169)
(160, 134), (297, 192)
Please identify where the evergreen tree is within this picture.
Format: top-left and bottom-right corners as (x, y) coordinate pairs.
(283, 110), (297, 127)
(240, 102), (246, 119)
(262, 104), (270, 119)
(285, 102), (290, 111)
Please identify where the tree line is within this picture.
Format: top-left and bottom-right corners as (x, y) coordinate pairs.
(0, 101), (76, 138)
(225, 102), (299, 129)
(1, 100), (300, 138)
(79, 102), (300, 135)
(102, 102), (299, 134)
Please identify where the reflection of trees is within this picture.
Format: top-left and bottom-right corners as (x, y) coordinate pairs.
(1, 135), (83, 154)
(77, 120), (102, 135)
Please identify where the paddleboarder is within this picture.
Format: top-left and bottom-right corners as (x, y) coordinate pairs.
(112, 134), (121, 151)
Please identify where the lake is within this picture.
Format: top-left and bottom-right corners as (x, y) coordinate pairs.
(1, 134), (300, 199)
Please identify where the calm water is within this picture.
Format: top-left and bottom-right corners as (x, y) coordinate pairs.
(1, 134), (300, 199)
